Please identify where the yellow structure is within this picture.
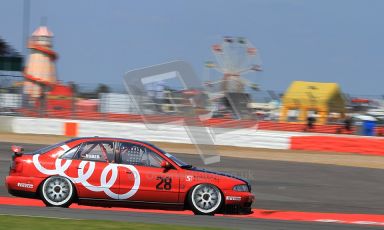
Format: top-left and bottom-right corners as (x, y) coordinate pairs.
(280, 81), (346, 124)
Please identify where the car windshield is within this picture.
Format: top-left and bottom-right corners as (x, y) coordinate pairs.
(164, 152), (192, 168)
(144, 142), (192, 168)
(31, 140), (69, 155)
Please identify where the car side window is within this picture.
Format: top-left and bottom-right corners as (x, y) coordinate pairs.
(61, 145), (80, 159)
(75, 141), (115, 163)
(118, 142), (163, 167)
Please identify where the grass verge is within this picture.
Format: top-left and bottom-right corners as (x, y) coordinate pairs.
(0, 214), (225, 230)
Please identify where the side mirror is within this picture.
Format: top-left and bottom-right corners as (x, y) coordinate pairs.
(161, 160), (171, 169)
(11, 145), (24, 156)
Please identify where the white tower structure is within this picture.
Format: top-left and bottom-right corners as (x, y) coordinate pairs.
(24, 26), (57, 98)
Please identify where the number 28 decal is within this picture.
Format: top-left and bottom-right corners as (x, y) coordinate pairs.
(156, 176), (172, 190)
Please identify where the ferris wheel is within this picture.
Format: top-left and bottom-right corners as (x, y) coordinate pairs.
(205, 36), (262, 94)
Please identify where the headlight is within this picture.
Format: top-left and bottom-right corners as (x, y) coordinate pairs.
(233, 184), (249, 192)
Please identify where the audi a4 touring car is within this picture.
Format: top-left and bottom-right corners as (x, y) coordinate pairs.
(6, 137), (254, 215)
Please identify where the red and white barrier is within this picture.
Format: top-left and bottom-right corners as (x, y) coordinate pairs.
(5, 116), (384, 155)
(9, 117), (295, 149)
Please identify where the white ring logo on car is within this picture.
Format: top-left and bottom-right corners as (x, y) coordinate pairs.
(32, 146), (141, 200)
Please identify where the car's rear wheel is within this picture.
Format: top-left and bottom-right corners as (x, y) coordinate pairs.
(189, 184), (222, 215)
(40, 176), (74, 207)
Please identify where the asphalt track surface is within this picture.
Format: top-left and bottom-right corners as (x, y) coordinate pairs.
(0, 142), (383, 229)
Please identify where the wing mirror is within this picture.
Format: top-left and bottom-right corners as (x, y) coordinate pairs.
(11, 145), (24, 156)
(161, 160), (172, 169)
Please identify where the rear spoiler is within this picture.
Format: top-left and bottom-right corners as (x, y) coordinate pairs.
(11, 145), (24, 156)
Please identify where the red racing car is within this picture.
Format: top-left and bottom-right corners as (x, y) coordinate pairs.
(6, 137), (254, 215)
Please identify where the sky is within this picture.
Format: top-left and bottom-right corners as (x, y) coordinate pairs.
(1, 0), (384, 96)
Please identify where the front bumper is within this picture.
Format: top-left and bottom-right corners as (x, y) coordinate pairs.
(221, 191), (254, 214)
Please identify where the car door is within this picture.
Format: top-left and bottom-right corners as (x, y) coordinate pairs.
(62, 140), (119, 199)
(116, 141), (180, 203)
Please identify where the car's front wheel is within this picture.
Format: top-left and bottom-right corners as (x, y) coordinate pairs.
(40, 176), (74, 207)
(189, 184), (223, 215)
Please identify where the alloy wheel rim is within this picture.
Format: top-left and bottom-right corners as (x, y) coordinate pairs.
(192, 184), (221, 213)
(43, 177), (72, 205)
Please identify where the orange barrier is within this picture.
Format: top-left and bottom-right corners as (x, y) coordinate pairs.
(64, 122), (78, 136)
(291, 136), (384, 155)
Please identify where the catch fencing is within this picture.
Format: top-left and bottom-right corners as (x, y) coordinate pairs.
(0, 90), (383, 136)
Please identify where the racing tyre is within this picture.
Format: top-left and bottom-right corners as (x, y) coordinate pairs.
(189, 184), (222, 215)
(40, 176), (74, 207)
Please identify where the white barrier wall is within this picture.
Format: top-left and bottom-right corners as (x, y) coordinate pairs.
(78, 120), (292, 149)
(6, 116), (298, 150)
(0, 116), (15, 132)
(12, 117), (66, 135)
(4, 116), (383, 156)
